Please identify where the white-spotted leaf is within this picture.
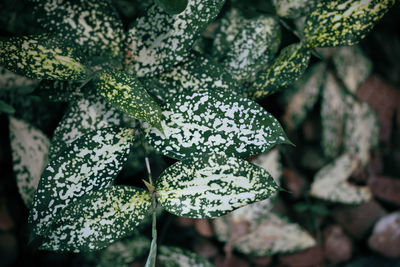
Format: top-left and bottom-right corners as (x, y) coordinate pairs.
(156, 154), (279, 218)
(272, 0), (317, 19)
(32, 0), (125, 60)
(9, 117), (50, 208)
(310, 153), (372, 204)
(143, 90), (290, 160)
(158, 246), (214, 267)
(40, 186), (151, 252)
(0, 34), (87, 80)
(304, 0), (395, 47)
(250, 43), (311, 98)
(29, 127), (134, 236)
(94, 70), (163, 130)
(125, 0), (225, 77)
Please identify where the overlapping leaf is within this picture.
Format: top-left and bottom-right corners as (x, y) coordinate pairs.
(158, 246), (214, 267)
(41, 186), (151, 252)
(321, 72), (346, 159)
(29, 127), (134, 236)
(141, 52), (239, 101)
(310, 153), (372, 204)
(156, 154), (278, 218)
(250, 43), (311, 98)
(9, 117), (50, 208)
(272, 0), (317, 19)
(125, 0), (225, 77)
(95, 70), (162, 130)
(0, 34), (87, 80)
(32, 0), (125, 60)
(48, 96), (123, 160)
(155, 0), (188, 15)
(304, 0), (395, 47)
(283, 62), (327, 130)
(222, 16), (281, 83)
(35, 80), (84, 102)
(0, 66), (37, 90)
(332, 46), (372, 93)
(143, 90), (290, 160)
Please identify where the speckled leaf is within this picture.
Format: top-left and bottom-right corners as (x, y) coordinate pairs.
(222, 16), (281, 83)
(48, 96), (123, 160)
(344, 97), (379, 166)
(0, 34), (87, 80)
(212, 8), (246, 60)
(143, 90), (290, 160)
(40, 186), (151, 252)
(310, 153), (372, 204)
(29, 127), (134, 236)
(0, 66), (37, 90)
(321, 72), (346, 159)
(333, 46), (372, 93)
(230, 148), (282, 223)
(94, 70), (162, 130)
(35, 80), (84, 102)
(304, 0), (395, 47)
(125, 0), (225, 77)
(158, 246), (214, 267)
(32, 0), (125, 60)
(97, 235), (150, 267)
(141, 52), (239, 102)
(283, 62), (327, 130)
(9, 117), (50, 208)
(156, 154), (278, 218)
(272, 0), (317, 19)
(155, 0), (188, 14)
(250, 43), (311, 98)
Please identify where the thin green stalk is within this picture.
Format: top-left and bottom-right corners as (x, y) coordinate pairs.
(144, 156), (157, 267)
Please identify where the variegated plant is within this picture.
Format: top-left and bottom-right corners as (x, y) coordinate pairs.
(0, 0), (394, 266)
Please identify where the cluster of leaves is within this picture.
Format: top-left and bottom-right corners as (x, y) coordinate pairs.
(0, 0), (395, 265)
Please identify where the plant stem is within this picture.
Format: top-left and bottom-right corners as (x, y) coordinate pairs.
(144, 156), (157, 267)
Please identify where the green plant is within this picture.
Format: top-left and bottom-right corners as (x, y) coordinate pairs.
(0, 0), (395, 265)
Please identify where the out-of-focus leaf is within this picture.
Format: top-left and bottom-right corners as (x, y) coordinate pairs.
(333, 45), (373, 93)
(155, 0), (188, 14)
(303, 0), (395, 47)
(158, 246), (214, 267)
(32, 0), (125, 60)
(143, 90), (290, 160)
(125, 0), (225, 77)
(321, 72), (346, 159)
(310, 153), (372, 204)
(250, 43), (311, 98)
(9, 117), (50, 207)
(283, 62), (327, 130)
(0, 100), (15, 114)
(41, 186), (151, 252)
(156, 154), (278, 218)
(222, 15), (281, 83)
(0, 34), (87, 80)
(0, 66), (37, 90)
(29, 127), (134, 236)
(272, 0), (317, 19)
(35, 80), (84, 102)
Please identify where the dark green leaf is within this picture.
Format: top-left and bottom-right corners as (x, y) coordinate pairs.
(143, 90), (290, 160)
(0, 100), (15, 114)
(155, 0), (188, 14)
(29, 127), (134, 236)
(94, 70), (163, 130)
(40, 186), (151, 252)
(0, 66), (37, 90)
(272, 0), (317, 19)
(303, 0), (395, 47)
(250, 43), (311, 98)
(156, 154), (278, 218)
(0, 34), (87, 80)
(158, 246), (214, 267)
(35, 80), (84, 102)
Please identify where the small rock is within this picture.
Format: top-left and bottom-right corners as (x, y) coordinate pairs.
(368, 212), (400, 258)
(368, 176), (400, 206)
(282, 169), (308, 199)
(251, 256), (272, 266)
(214, 255), (249, 267)
(176, 217), (195, 227)
(280, 246), (323, 267)
(193, 237), (219, 259)
(194, 219), (214, 238)
(332, 200), (387, 239)
(323, 225), (352, 264)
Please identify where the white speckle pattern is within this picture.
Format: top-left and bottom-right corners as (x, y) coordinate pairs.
(143, 90), (289, 160)
(272, 0), (317, 19)
(126, 0), (225, 77)
(156, 154), (278, 218)
(40, 186), (151, 252)
(29, 127), (134, 236)
(158, 246), (214, 267)
(9, 117), (50, 208)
